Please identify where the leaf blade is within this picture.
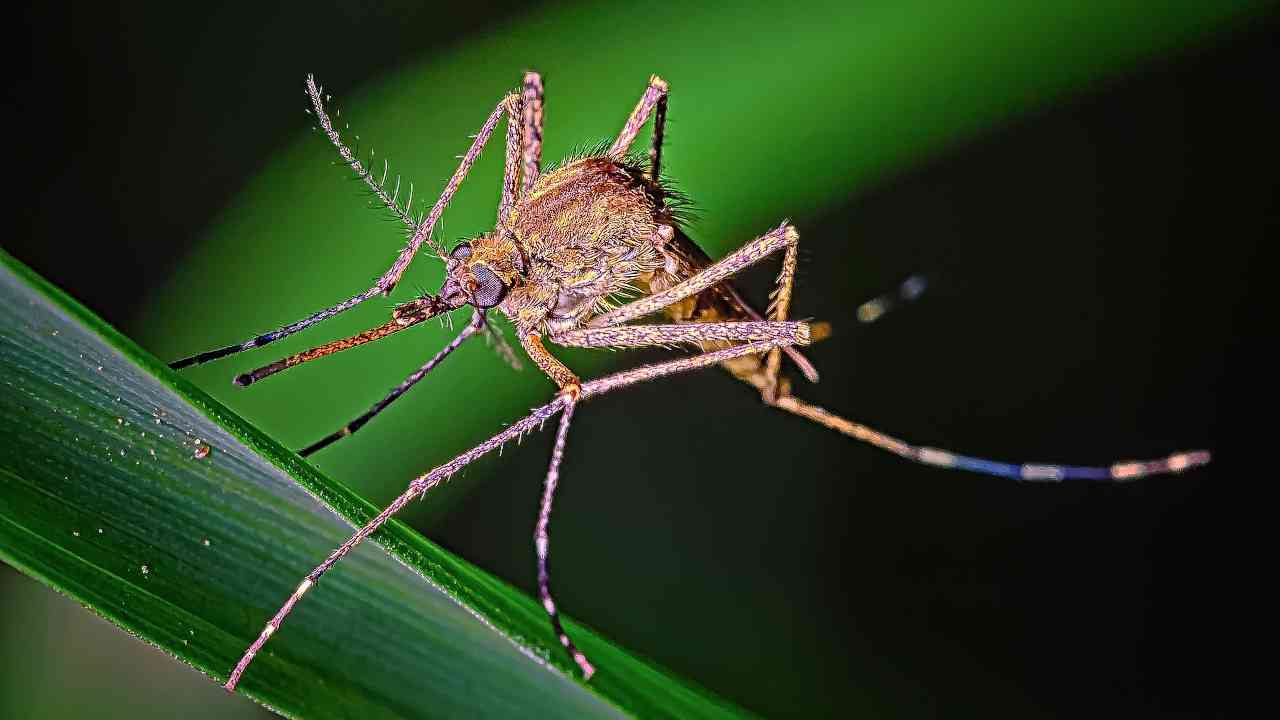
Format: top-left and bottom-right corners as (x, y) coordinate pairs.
(0, 249), (745, 718)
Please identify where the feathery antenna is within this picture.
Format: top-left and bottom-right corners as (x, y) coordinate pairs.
(305, 75), (446, 260)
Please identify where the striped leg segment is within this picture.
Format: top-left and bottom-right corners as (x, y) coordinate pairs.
(297, 312), (486, 457)
(534, 401), (595, 679)
(222, 339), (794, 691)
(762, 224), (802, 393)
(771, 394), (1210, 481)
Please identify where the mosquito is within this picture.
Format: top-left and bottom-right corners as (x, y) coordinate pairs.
(170, 71), (1211, 690)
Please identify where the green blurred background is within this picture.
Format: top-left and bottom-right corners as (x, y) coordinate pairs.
(6, 1), (1273, 717)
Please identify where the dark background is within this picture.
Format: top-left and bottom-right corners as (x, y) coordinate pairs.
(6, 2), (1272, 717)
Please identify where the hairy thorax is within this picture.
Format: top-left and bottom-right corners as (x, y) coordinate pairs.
(497, 156), (670, 335)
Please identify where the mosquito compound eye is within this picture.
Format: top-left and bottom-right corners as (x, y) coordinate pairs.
(470, 264), (508, 308)
(449, 242), (473, 260)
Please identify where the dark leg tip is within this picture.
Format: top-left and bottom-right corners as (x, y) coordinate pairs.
(232, 373), (254, 387)
(298, 432), (341, 458)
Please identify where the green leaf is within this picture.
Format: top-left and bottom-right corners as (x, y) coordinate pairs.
(0, 250), (747, 718)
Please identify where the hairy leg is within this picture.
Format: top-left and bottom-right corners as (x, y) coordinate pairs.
(498, 93), (523, 227)
(608, 75), (669, 160)
(222, 339), (790, 690)
(520, 71), (544, 194)
(553, 320), (809, 349)
(769, 392), (1210, 481)
(172, 83), (522, 369)
(761, 224), (801, 396)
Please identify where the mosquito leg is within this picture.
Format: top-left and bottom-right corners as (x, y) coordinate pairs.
(589, 222), (798, 329)
(760, 224), (802, 396)
(648, 83), (668, 179)
(534, 400), (595, 678)
(168, 288), (382, 370)
(768, 392), (1210, 481)
(520, 332), (581, 395)
(224, 397), (569, 693)
(552, 320), (810, 349)
(720, 279), (822, 383)
(297, 312), (485, 457)
(608, 75), (669, 160)
(520, 71), (544, 194)
(172, 83), (521, 370)
(224, 339), (791, 691)
(587, 222), (818, 383)
(497, 93), (524, 227)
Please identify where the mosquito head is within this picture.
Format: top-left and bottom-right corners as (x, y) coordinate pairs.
(429, 233), (526, 312)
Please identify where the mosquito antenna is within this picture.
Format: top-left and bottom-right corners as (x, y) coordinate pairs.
(305, 75), (447, 261)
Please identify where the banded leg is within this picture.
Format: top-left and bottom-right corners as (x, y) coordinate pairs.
(223, 339), (792, 691)
(535, 400), (595, 678)
(298, 312), (485, 457)
(552, 321), (810, 349)
(769, 393), (1210, 482)
(497, 92), (523, 227)
(608, 75), (669, 160)
(172, 83), (522, 370)
(520, 71), (545, 194)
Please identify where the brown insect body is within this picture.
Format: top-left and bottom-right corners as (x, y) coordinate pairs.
(453, 154), (796, 393)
